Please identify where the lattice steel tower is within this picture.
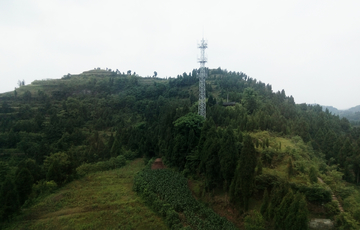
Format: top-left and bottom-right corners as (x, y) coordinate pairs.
(198, 38), (207, 118)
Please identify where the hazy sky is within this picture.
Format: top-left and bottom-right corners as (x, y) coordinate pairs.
(1, 0), (359, 109)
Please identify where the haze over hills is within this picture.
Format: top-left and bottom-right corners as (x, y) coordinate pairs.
(322, 105), (360, 123)
(1, 68), (360, 229)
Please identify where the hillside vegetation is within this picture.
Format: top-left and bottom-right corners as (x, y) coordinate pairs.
(3, 158), (167, 230)
(322, 105), (360, 126)
(1, 68), (360, 229)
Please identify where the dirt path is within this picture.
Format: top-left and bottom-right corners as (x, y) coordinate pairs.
(317, 177), (344, 212)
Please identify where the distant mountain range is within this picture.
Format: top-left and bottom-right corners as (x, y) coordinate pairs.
(322, 105), (360, 123)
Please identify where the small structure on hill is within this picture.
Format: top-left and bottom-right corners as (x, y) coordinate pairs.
(151, 158), (166, 170)
(223, 102), (236, 107)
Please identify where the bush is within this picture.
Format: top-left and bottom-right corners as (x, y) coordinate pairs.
(24, 180), (58, 207)
(123, 149), (136, 160)
(336, 186), (356, 200)
(255, 173), (282, 190)
(352, 208), (360, 222)
(76, 155), (127, 177)
(165, 209), (181, 228)
(335, 212), (358, 230)
(289, 183), (332, 203)
(325, 201), (340, 216)
(244, 210), (265, 230)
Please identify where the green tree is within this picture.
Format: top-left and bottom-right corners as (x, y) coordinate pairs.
(15, 168), (34, 205)
(230, 134), (257, 211)
(0, 177), (20, 221)
(339, 138), (353, 168)
(111, 132), (123, 157)
(309, 166), (318, 183)
(274, 189), (294, 230)
(44, 152), (71, 185)
(204, 139), (222, 190)
(218, 126), (238, 190)
(173, 112), (204, 137)
(335, 212), (358, 230)
(266, 184), (289, 220)
(322, 130), (337, 160)
(284, 192), (309, 230)
(244, 210), (266, 230)
(312, 128), (325, 151)
(292, 194), (309, 230)
(0, 161), (10, 184)
(257, 158), (263, 175)
(242, 87), (258, 114)
(260, 188), (269, 216)
(287, 158), (294, 179)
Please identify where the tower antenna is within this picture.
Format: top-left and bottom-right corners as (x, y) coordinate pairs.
(198, 38), (207, 119)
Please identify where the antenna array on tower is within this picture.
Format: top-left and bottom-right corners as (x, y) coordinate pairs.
(198, 38), (207, 119)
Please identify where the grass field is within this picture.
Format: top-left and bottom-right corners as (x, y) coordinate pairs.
(5, 159), (167, 230)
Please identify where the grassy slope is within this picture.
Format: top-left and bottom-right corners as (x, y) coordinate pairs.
(5, 159), (167, 230)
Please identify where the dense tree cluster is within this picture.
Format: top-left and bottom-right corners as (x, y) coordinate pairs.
(0, 67), (360, 228)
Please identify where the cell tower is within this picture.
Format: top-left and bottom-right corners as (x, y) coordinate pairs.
(198, 38), (207, 118)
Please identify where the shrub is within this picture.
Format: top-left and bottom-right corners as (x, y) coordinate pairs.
(309, 166), (318, 184)
(244, 210), (265, 230)
(289, 183), (331, 203)
(324, 201), (340, 216)
(352, 208), (360, 222)
(123, 149), (136, 160)
(24, 180), (58, 207)
(336, 186), (356, 200)
(76, 156), (127, 177)
(335, 212), (358, 230)
(166, 209), (181, 228)
(255, 173), (282, 190)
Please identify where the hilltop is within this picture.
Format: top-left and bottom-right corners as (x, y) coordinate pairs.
(1, 68), (360, 229)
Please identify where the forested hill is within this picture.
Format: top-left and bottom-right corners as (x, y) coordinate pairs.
(1, 67), (360, 229)
(322, 105), (360, 125)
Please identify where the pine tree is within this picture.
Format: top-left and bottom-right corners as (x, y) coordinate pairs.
(322, 130), (337, 160)
(199, 125), (218, 174)
(339, 138), (353, 167)
(287, 158), (294, 179)
(197, 117), (216, 154)
(205, 139), (221, 190)
(244, 210), (266, 230)
(0, 177), (20, 221)
(105, 132), (115, 159)
(313, 128), (325, 151)
(218, 127), (238, 190)
(292, 195), (309, 230)
(309, 166), (318, 183)
(46, 159), (65, 185)
(256, 158), (263, 176)
(274, 189), (294, 230)
(266, 184), (288, 220)
(284, 192), (304, 229)
(232, 134), (257, 211)
(111, 133), (122, 157)
(15, 168), (34, 205)
(260, 188), (269, 216)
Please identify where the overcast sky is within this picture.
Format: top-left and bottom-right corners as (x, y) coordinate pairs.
(1, 0), (359, 110)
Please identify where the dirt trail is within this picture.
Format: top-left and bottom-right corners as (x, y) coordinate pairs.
(317, 177), (344, 212)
